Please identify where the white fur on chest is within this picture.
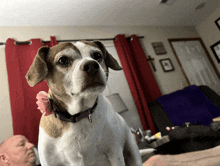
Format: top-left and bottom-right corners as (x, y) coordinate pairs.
(38, 95), (126, 166)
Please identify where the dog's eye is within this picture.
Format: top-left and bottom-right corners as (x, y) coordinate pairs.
(92, 52), (102, 61)
(58, 56), (69, 66)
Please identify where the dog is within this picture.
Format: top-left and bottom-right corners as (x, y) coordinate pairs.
(26, 41), (142, 166)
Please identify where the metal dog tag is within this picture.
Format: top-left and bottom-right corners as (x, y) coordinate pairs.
(88, 114), (92, 123)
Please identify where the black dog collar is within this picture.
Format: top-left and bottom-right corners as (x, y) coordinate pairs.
(49, 98), (98, 123)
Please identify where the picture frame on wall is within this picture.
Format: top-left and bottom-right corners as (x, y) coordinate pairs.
(215, 17), (220, 30)
(210, 40), (220, 63)
(151, 42), (167, 55)
(159, 58), (175, 72)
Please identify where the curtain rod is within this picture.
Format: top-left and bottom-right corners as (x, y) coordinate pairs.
(0, 36), (144, 45)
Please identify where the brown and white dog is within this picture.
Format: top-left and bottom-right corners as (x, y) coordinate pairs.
(26, 41), (142, 166)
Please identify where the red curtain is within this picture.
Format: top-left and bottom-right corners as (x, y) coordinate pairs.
(5, 36), (57, 145)
(114, 34), (161, 134)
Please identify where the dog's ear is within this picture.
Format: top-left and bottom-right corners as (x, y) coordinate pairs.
(94, 41), (122, 71)
(25, 46), (50, 87)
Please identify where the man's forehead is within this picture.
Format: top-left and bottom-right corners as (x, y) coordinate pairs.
(9, 135), (27, 144)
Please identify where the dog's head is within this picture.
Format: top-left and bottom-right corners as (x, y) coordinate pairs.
(26, 41), (122, 99)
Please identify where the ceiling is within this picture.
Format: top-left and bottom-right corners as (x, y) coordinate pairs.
(0, 0), (220, 26)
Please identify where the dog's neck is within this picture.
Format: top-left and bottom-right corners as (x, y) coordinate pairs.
(69, 95), (98, 115)
(48, 90), (99, 116)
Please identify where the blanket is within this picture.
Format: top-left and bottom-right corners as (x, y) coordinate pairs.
(156, 85), (220, 126)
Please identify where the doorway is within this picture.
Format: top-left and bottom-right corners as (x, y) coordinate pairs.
(169, 38), (220, 95)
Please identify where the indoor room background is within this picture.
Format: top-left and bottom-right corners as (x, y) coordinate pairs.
(0, 0), (220, 143)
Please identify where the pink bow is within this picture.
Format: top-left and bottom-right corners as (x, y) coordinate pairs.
(36, 91), (54, 116)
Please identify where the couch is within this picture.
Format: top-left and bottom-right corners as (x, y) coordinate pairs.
(141, 85), (220, 165)
(148, 85), (220, 136)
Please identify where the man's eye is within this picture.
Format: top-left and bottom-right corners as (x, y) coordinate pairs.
(92, 52), (102, 61)
(19, 143), (25, 146)
(58, 56), (69, 65)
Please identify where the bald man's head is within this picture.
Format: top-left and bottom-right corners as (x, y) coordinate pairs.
(0, 135), (36, 166)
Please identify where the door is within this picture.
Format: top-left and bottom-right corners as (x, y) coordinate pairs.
(170, 39), (220, 95)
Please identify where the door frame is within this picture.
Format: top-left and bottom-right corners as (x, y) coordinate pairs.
(168, 38), (220, 86)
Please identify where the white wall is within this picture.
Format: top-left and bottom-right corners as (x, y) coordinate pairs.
(196, 5), (220, 74)
(102, 45), (142, 130)
(0, 26), (199, 142)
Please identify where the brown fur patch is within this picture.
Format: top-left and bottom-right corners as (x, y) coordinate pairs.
(48, 42), (80, 59)
(40, 114), (70, 138)
(40, 91), (70, 138)
(79, 41), (122, 70)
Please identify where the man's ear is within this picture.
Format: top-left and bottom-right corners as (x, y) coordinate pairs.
(25, 46), (50, 87)
(94, 41), (122, 71)
(0, 154), (9, 165)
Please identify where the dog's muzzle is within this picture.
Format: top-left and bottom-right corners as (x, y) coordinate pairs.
(80, 60), (99, 76)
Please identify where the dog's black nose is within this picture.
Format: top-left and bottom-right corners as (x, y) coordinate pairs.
(80, 61), (100, 76)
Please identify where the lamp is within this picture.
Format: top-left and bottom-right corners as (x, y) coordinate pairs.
(106, 93), (128, 114)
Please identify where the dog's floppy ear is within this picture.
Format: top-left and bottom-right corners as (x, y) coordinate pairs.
(25, 46), (50, 87)
(94, 41), (122, 71)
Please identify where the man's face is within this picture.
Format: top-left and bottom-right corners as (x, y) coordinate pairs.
(5, 135), (36, 165)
